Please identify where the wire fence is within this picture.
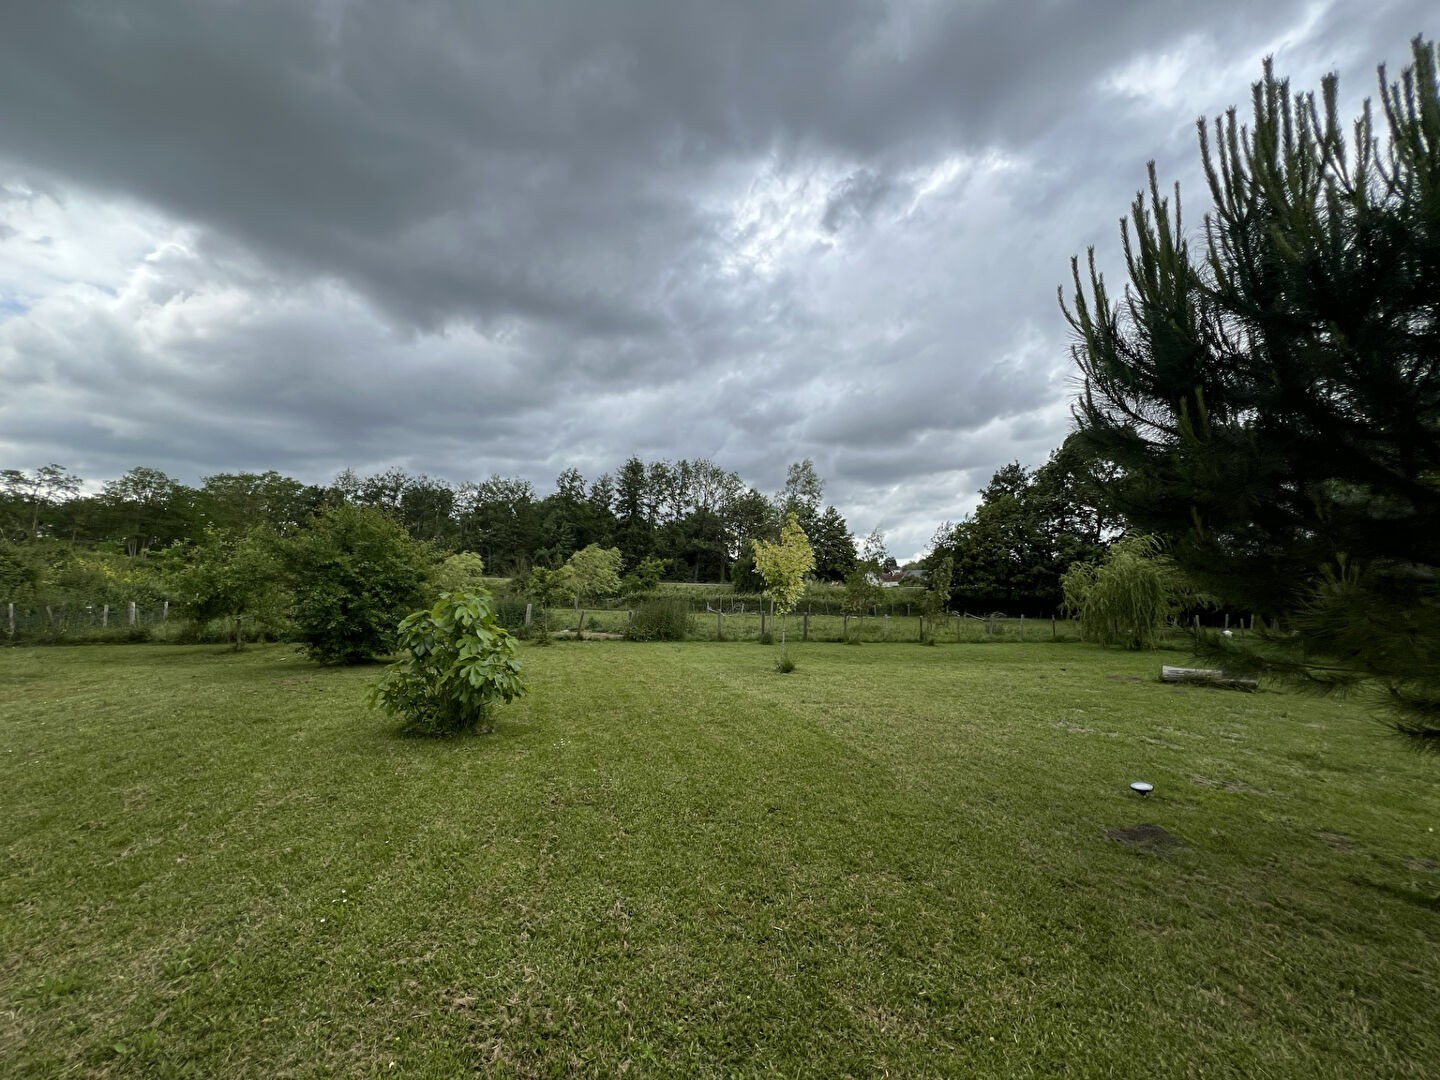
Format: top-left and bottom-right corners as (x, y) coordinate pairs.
(3, 600), (174, 640)
(5, 596), (1255, 647)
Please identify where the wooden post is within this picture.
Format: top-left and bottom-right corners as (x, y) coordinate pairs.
(882, 613), (889, 640)
(918, 615), (924, 642)
(1020, 614), (1025, 641)
(128, 601), (136, 627)
(842, 613), (849, 640)
(627, 609), (634, 632)
(162, 600), (169, 621)
(525, 603), (532, 626)
(803, 611), (809, 642)
(1224, 613), (1230, 631)
(716, 610), (722, 641)
(1051, 616), (1057, 641)
(6, 603), (13, 637)
(102, 604), (109, 628)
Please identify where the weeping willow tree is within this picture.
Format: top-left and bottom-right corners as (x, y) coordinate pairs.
(1061, 535), (1190, 650)
(1062, 38), (1440, 745)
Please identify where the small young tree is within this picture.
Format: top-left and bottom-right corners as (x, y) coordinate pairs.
(167, 526), (286, 650)
(842, 528), (887, 633)
(621, 555), (666, 596)
(565, 544), (622, 612)
(751, 512), (815, 669)
(283, 502), (431, 664)
(918, 554), (954, 643)
(434, 551), (487, 596)
(521, 565), (571, 641)
(1061, 536), (1194, 650)
(369, 590), (528, 736)
(842, 567), (882, 620)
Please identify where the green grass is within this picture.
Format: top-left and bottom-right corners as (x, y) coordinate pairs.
(2, 641), (1438, 1077)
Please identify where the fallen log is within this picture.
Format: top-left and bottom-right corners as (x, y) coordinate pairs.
(1160, 665), (1257, 691)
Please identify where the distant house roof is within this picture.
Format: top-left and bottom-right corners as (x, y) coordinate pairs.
(879, 569), (928, 587)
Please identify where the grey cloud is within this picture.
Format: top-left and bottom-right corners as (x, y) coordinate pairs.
(0, 0), (1333, 334)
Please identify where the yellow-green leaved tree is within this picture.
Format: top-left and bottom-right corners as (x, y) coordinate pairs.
(752, 512), (815, 670)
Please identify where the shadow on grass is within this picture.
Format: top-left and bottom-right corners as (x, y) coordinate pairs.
(1348, 875), (1440, 912)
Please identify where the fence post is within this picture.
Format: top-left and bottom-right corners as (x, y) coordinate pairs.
(6, 602), (13, 638)
(716, 610), (722, 641)
(1224, 613), (1230, 631)
(1020, 614), (1025, 641)
(129, 601), (137, 627)
(162, 600), (169, 621)
(882, 613), (889, 640)
(524, 603), (532, 626)
(102, 604), (109, 628)
(803, 611), (809, 642)
(842, 614), (849, 640)
(1051, 616), (1057, 641)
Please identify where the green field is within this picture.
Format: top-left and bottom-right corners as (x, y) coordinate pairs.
(3, 641), (1438, 1077)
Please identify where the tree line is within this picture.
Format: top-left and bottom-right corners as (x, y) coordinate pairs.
(0, 456), (891, 606)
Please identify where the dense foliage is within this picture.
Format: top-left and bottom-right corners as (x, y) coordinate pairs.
(1, 456), (858, 593)
(1064, 38), (1440, 742)
(369, 590), (528, 736)
(624, 597), (692, 641)
(928, 438), (1117, 615)
(1061, 536), (1189, 650)
(165, 526), (287, 650)
(283, 503), (432, 665)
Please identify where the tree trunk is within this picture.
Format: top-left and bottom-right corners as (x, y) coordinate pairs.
(1160, 666), (1257, 691)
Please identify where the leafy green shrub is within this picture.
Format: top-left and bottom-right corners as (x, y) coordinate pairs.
(625, 598), (691, 641)
(283, 503), (431, 664)
(776, 654), (797, 673)
(165, 526), (287, 651)
(489, 592), (529, 631)
(369, 590), (528, 736)
(433, 552), (487, 597)
(1062, 535), (1199, 650)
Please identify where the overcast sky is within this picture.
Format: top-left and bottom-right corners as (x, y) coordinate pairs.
(0, 2), (1432, 558)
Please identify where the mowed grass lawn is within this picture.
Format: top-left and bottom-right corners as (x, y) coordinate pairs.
(2, 642), (1438, 1078)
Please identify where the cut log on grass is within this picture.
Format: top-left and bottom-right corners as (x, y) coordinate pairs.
(1161, 666), (1258, 691)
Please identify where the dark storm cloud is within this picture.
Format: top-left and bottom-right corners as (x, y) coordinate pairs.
(0, 0), (1329, 331)
(1, 0), (1434, 557)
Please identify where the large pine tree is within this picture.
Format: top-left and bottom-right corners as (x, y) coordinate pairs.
(1063, 38), (1440, 746)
